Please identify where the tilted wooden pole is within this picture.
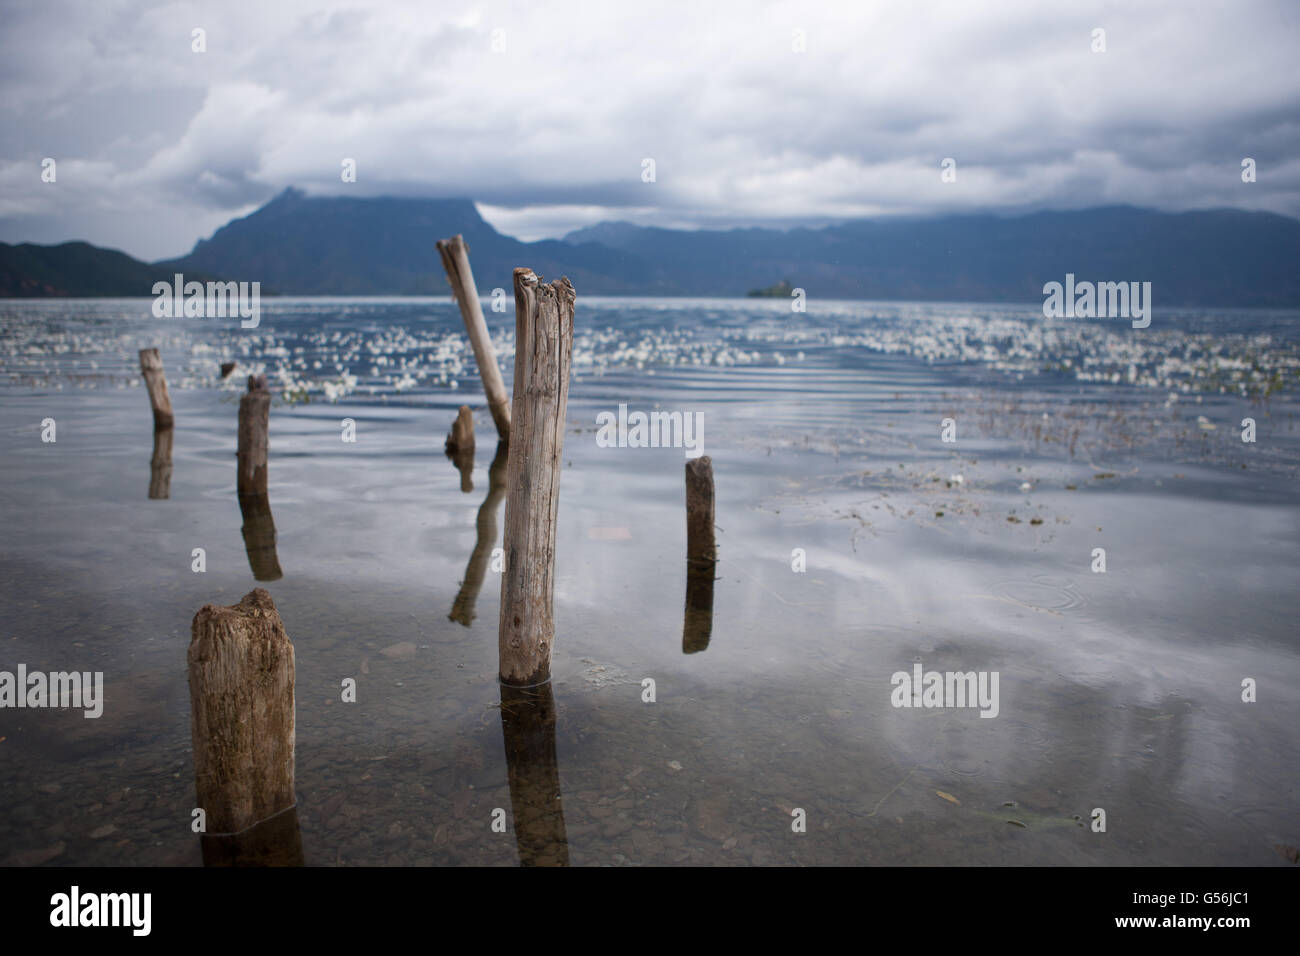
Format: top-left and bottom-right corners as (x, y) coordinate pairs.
(188, 588), (295, 836)
(498, 269), (575, 685)
(436, 235), (511, 440)
(139, 348), (174, 430)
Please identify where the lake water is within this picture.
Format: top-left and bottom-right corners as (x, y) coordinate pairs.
(1, 295), (1298, 866)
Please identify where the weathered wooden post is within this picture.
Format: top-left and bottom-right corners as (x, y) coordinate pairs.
(236, 375), (281, 580)
(498, 269), (575, 685)
(139, 348), (174, 430)
(436, 235), (511, 440)
(445, 405), (476, 493)
(450, 441), (509, 626)
(148, 425), (173, 500)
(683, 456), (716, 654)
(500, 681), (570, 866)
(237, 375), (270, 498)
(188, 589), (296, 838)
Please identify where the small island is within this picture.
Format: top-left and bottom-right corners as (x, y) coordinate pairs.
(746, 278), (795, 298)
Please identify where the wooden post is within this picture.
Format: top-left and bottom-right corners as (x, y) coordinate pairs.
(498, 269), (575, 685)
(445, 405), (476, 493)
(683, 456), (716, 654)
(148, 426), (173, 500)
(139, 348), (174, 430)
(188, 588), (295, 836)
(450, 441), (509, 626)
(500, 681), (569, 866)
(237, 375), (270, 499)
(436, 235), (511, 440)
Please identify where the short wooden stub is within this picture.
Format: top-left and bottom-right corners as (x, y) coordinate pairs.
(446, 405), (476, 455)
(149, 425), (173, 500)
(450, 441), (509, 626)
(436, 235), (511, 440)
(498, 268), (575, 686)
(188, 588), (295, 836)
(500, 681), (570, 866)
(139, 348), (174, 430)
(446, 405), (476, 492)
(683, 456), (717, 654)
(237, 375), (270, 499)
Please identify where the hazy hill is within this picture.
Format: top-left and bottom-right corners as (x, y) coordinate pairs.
(159, 187), (641, 296)
(4, 190), (1299, 306)
(0, 241), (214, 297)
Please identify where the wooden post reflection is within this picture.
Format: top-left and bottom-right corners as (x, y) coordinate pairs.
(499, 682), (569, 867)
(448, 447), (475, 493)
(200, 806), (304, 867)
(236, 375), (281, 580)
(239, 492), (283, 582)
(683, 456), (716, 653)
(450, 441), (509, 626)
(148, 425), (173, 500)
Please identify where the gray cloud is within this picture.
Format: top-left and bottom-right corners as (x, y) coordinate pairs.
(2, 0), (1297, 258)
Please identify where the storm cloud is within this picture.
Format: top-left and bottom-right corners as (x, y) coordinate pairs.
(2, 0), (1297, 259)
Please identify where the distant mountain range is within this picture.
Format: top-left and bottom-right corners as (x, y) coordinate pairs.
(4, 187), (1299, 306)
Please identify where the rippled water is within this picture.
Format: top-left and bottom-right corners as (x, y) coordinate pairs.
(1, 297), (1298, 866)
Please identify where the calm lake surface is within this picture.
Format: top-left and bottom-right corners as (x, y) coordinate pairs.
(1, 296), (1298, 866)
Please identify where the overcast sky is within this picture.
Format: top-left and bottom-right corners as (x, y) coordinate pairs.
(2, 0), (1298, 261)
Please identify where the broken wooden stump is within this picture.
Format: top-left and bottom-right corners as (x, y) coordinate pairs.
(683, 456), (716, 654)
(237, 375), (270, 498)
(139, 348), (174, 430)
(500, 681), (569, 867)
(450, 440), (509, 627)
(445, 405), (476, 492)
(498, 269), (575, 686)
(446, 405), (476, 456)
(148, 425), (173, 500)
(188, 588), (295, 836)
(436, 235), (511, 440)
